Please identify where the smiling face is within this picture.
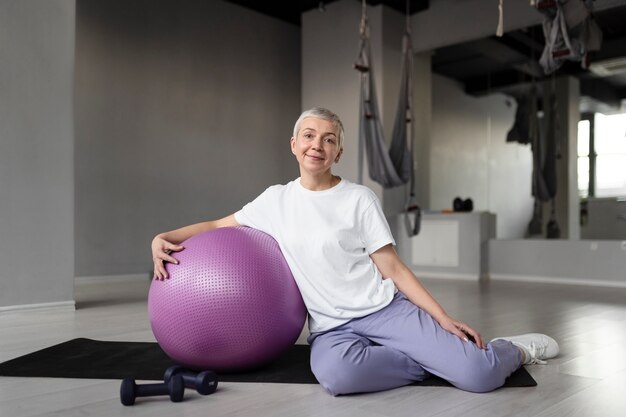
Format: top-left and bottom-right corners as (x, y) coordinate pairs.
(290, 116), (343, 178)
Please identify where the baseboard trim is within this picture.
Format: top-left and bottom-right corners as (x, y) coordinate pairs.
(74, 274), (151, 285)
(490, 273), (626, 289)
(0, 300), (76, 314)
(411, 270), (481, 281)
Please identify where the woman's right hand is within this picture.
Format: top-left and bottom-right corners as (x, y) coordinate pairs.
(151, 235), (185, 280)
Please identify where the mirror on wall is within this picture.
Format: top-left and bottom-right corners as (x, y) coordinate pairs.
(577, 112), (626, 240)
(429, 1), (626, 241)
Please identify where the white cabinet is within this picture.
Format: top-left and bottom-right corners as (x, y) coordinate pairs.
(392, 212), (496, 280)
(411, 219), (459, 267)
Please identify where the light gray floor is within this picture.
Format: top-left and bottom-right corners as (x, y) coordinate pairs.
(1, 277), (625, 417)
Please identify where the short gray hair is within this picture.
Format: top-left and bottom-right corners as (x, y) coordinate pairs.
(293, 107), (344, 150)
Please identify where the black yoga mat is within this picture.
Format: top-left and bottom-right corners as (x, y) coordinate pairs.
(0, 338), (536, 387)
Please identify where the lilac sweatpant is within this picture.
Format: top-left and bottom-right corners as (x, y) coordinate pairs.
(307, 293), (522, 396)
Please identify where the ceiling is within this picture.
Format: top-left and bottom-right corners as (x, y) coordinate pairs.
(431, 4), (626, 113)
(224, 1), (429, 25)
(225, 0), (626, 112)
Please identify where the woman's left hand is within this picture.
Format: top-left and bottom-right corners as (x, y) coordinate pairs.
(438, 316), (486, 349)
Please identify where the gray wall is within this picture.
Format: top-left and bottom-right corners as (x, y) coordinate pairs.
(0, 0), (76, 308)
(74, 0), (301, 277)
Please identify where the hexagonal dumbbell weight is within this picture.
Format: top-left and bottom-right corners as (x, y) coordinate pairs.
(164, 365), (218, 395)
(120, 374), (184, 406)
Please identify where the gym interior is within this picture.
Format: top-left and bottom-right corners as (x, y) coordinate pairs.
(1, 0), (626, 416)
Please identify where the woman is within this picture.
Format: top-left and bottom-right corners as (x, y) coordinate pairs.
(151, 107), (558, 395)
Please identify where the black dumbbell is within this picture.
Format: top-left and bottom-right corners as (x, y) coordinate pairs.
(164, 365), (218, 395)
(120, 374), (185, 406)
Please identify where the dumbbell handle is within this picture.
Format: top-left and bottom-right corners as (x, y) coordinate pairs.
(181, 371), (218, 395)
(135, 382), (171, 396)
(164, 366), (218, 395)
(120, 375), (184, 406)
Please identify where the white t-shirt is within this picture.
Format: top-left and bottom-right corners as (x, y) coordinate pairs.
(234, 177), (397, 333)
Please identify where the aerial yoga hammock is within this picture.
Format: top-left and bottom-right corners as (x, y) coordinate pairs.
(506, 77), (560, 239)
(354, 0), (421, 237)
(535, 0), (602, 75)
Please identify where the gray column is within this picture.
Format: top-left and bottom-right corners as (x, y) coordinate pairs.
(542, 76), (580, 240)
(0, 0), (75, 310)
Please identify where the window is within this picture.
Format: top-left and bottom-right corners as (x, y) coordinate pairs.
(594, 113), (626, 197)
(577, 119), (590, 198)
(577, 113), (626, 198)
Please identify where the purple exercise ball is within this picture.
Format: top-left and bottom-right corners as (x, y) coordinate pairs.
(148, 227), (307, 372)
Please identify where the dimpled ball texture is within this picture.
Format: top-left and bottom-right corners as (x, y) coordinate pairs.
(148, 227), (307, 372)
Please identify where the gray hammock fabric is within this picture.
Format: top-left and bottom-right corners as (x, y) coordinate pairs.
(539, 87), (561, 238)
(506, 84), (559, 238)
(354, 10), (420, 237)
(537, 0), (602, 75)
(355, 44), (402, 187)
(354, 25), (413, 189)
(536, 89), (558, 203)
(389, 32), (415, 189)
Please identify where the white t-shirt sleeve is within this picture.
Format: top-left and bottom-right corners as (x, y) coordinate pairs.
(233, 187), (274, 235)
(360, 198), (396, 254)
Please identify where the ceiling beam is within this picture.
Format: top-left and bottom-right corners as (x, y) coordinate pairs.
(580, 77), (623, 109)
(463, 69), (535, 96)
(465, 37), (544, 78)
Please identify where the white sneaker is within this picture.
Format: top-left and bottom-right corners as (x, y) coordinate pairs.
(490, 333), (559, 365)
